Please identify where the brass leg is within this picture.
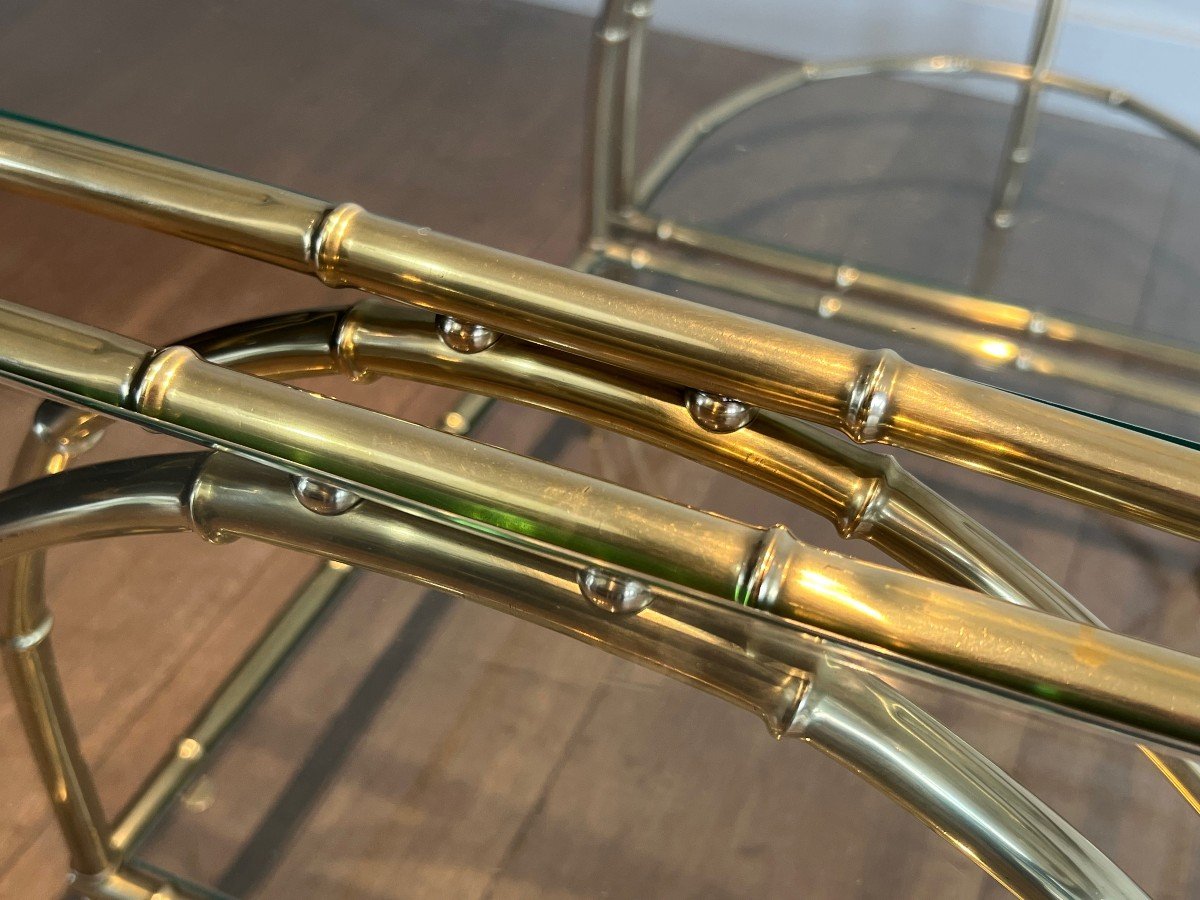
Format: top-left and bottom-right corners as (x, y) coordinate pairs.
(989, 0), (1068, 228)
(2, 632), (111, 876)
(585, 0), (632, 246)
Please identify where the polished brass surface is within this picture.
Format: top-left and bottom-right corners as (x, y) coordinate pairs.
(592, 0), (1200, 426)
(606, 214), (1200, 413)
(23, 297), (1200, 810)
(989, 0), (1067, 228)
(0, 456), (201, 878)
(0, 116), (1196, 538)
(1, 299), (1200, 755)
(0, 26), (1195, 894)
(8, 301), (1186, 888)
(0, 451), (1149, 898)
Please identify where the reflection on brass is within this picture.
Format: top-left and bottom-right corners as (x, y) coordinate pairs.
(3, 299), (1200, 746)
(603, 218), (1200, 419)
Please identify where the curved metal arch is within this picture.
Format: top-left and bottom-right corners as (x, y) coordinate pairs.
(16, 298), (1200, 810)
(0, 451), (1148, 899)
(632, 54), (1200, 210)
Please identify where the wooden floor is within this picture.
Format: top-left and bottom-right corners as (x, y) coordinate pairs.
(0, 1), (1197, 897)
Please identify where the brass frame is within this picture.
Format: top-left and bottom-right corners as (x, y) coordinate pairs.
(0, 54), (1195, 894)
(586, 0), (1200, 420)
(0, 297), (1189, 896)
(0, 113), (1195, 537)
(0, 452), (1150, 899)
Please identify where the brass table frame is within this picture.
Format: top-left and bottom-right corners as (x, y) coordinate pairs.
(0, 296), (1195, 898)
(585, 0), (1200, 419)
(0, 61), (1196, 894)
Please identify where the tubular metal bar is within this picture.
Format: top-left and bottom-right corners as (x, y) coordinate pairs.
(989, 0), (1067, 228)
(5, 323), (1150, 897)
(632, 55), (1200, 209)
(0, 117), (1197, 537)
(610, 211), (1200, 391)
(19, 298), (1200, 810)
(0, 455), (202, 881)
(599, 239), (1200, 420)
(5, 304), (1077, 616)
(0, 452), (1147, 898)
(619, 1), (652, 213)
(586, 0), (634, 244)
(5, 302), (1200, 753)
(4, 309), (496, 858)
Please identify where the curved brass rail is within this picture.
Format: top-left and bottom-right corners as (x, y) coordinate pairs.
(0, 115), (1196, 537)
(3, 299), (1200, 755)
(0, 452), (1148, 899)
(632, 55), (1200, 210)
(5, 308), (1154, 894)
(15, 297), (1198, 811)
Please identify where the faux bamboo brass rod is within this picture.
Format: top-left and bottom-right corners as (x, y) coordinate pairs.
(0, 294), (1130, 625)
(4, 302), (1186, 835)
(610, 210), (1200, 389)
(338, 301), (1079, 610)
(105, 298), (1200, 809)
(79, 296), (1096, 614)
(193, 451), (1147, 900)
(0, 454), (203, 878)
(0, 454), (1145, 900)
(0, 116), (1196, 538)
(598, 241), (1200, 420)
(7, 323), (1144, 892)
(585, 0), (634, 244)
(4, 301), (1200, 752)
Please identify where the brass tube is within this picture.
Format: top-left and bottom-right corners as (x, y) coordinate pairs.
(69, 856), (215, 900)
(790, 656), (1138, 900)
(0, 455), (201, 876)
(989, 0), (1067, 227)
(3, 301), (1200, 752)
(0, 116), (1195, 537)
(336, 300), (1081, 611)
(585, 0), (634, 244)
(611, 212), (1200, 390)
(598, 241), (1200, 420)
(0, 452), (1146, 898)
(28, 299), (1200, 810)
(12, 303), (1194, 828)
(191, 451), (1146, 900)
(618, 1), (652, 212)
